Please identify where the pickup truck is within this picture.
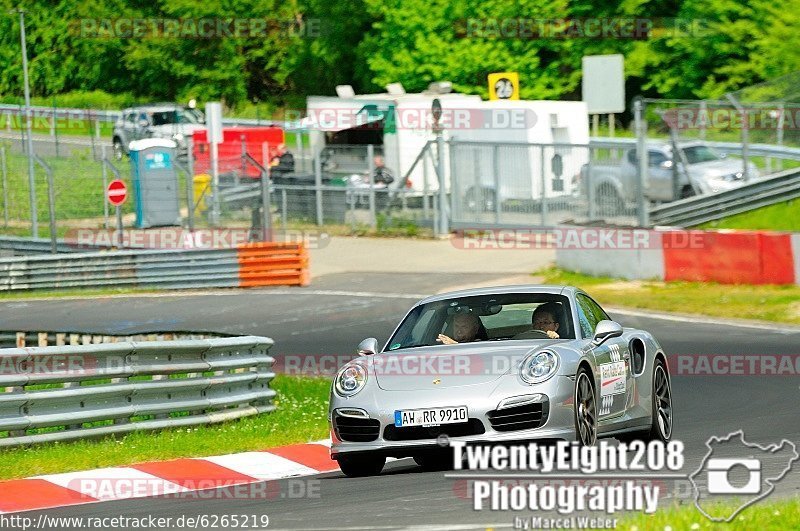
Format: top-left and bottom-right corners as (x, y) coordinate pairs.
(578, 141), (761, 209)
(112, 103), (206, 160)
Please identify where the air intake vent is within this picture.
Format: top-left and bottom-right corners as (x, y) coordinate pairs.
(487, 401), (549, 432)
(333, 415), (380, 442)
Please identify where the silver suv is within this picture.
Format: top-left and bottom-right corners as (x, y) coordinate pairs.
(112, 103), (205, 160)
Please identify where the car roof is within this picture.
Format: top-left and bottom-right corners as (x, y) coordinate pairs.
(648, 140), (707, 150)
(416, 284), (577, 305)
(123, 104), (185, 113)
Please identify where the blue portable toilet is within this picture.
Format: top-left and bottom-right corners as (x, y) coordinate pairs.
(129, 138), (181, 228)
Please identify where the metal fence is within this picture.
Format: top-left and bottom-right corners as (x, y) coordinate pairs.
(448, 141), (639, 228)
(0, 335), (275, 446)
(5, 98), (800, 239)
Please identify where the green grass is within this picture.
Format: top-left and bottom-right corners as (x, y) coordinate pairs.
(0, 141), (191, 236)
(0, 143), (134, 224)
(0, 287), (168, 300)
(0, 374), (331, 480)
(698, 198), (800, 232)
(538, 268), (800, 325)
(618, 497), (800, 530)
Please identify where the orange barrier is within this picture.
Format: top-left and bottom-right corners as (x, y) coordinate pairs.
(663, 230), (794, 285)
(236, 242), (310, 287)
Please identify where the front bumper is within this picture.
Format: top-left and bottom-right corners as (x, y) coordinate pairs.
(328, 374), (576, 459)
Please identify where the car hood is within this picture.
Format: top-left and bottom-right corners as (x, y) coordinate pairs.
(373, 341), (554, 390)
(687, 159), (750, 178)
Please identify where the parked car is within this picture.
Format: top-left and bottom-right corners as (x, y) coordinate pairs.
(112, 103), (206, 160)
(578, 141), (761, 211)
(328, 285), (673, 477)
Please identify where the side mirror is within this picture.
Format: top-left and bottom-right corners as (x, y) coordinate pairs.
(592, 320), (623, 346)
(138, 119), (150, 128)
(357, 337), (379, 356)
(659, 160), (674, 169)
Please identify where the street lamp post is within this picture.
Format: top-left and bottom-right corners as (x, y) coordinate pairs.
(14, 8), (38, 236)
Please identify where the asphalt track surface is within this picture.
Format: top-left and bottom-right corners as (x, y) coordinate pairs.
(3, 272), (800, 530)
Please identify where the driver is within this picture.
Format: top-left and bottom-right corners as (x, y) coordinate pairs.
(437, 313), (482, 345)
(531, 303), (561, 339)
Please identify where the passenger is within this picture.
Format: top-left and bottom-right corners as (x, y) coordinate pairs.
(437, 313), (483, 345)
(531, 303), (561, 339)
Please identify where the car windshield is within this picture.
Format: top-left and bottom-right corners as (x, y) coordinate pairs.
(386, 293), (575, 351)
(683, 145), (722, 164)
(150, 108), (204, 126)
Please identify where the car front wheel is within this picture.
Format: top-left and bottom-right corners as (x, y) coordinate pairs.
(337, 454), (386, 478)
(574, 367), (597, 446)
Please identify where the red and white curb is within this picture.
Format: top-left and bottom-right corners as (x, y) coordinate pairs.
(0, 440), (338, 514)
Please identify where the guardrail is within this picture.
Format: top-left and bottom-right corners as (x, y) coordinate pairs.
(0, 104), (300, 130)
(0, 335), (275, 446)
(1, 330), (229, 349)
(590, 137), (800, 161)
(649, 166), (800, 226)
(0, 242), (309, 291)
(0, 236), (108, 256)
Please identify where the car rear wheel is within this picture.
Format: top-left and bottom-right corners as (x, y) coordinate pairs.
(594, 184), (621, 216)
(617, 358), (673, 443)
(574, 367), (597, 446)
(112, 138), (125, 161)
(337, 454), (385, 478)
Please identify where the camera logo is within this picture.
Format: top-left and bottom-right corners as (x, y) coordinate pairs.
(690, 431), (798, 522)
(706, 458), (761, 495)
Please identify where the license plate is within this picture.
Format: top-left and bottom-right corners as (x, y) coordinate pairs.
(394, 406), (468, 427)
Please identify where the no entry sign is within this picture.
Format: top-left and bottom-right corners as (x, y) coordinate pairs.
(107, 179), (127, 206)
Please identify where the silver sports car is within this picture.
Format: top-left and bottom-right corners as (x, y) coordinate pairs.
(328, 285), (674, 477)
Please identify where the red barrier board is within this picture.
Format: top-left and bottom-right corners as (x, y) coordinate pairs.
(663, 230), (795, 285)
(193, 126), (285, 178)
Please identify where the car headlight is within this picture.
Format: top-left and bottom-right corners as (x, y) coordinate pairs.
(718, 172), (742, 182)
(334, 363), (368, 397)
(520, 350), (559, 384)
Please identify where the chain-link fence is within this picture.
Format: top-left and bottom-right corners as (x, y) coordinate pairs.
(11, 85), (800, 245)
(208, 143), (437, 234)
(641, 88), (800, 179)
(0, 141), (195, 242)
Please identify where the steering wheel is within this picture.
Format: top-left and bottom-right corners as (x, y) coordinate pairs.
(512, 329), (550, 339)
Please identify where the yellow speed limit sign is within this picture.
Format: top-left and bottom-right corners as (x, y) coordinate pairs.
(488, 72), (520, 100)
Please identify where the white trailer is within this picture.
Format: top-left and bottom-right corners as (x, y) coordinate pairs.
(304, 92), (481, 192)
(448, 99), (590, 205)
(303, 92), (589, 201)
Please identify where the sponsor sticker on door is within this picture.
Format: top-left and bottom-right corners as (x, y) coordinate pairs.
(600, 361), (626, 396)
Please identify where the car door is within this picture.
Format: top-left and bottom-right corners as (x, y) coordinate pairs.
(133, 111), (150, 141)
(645, 150), (675, 201)
(575, 293), (632, 420)
(120, 112), (137, 145)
